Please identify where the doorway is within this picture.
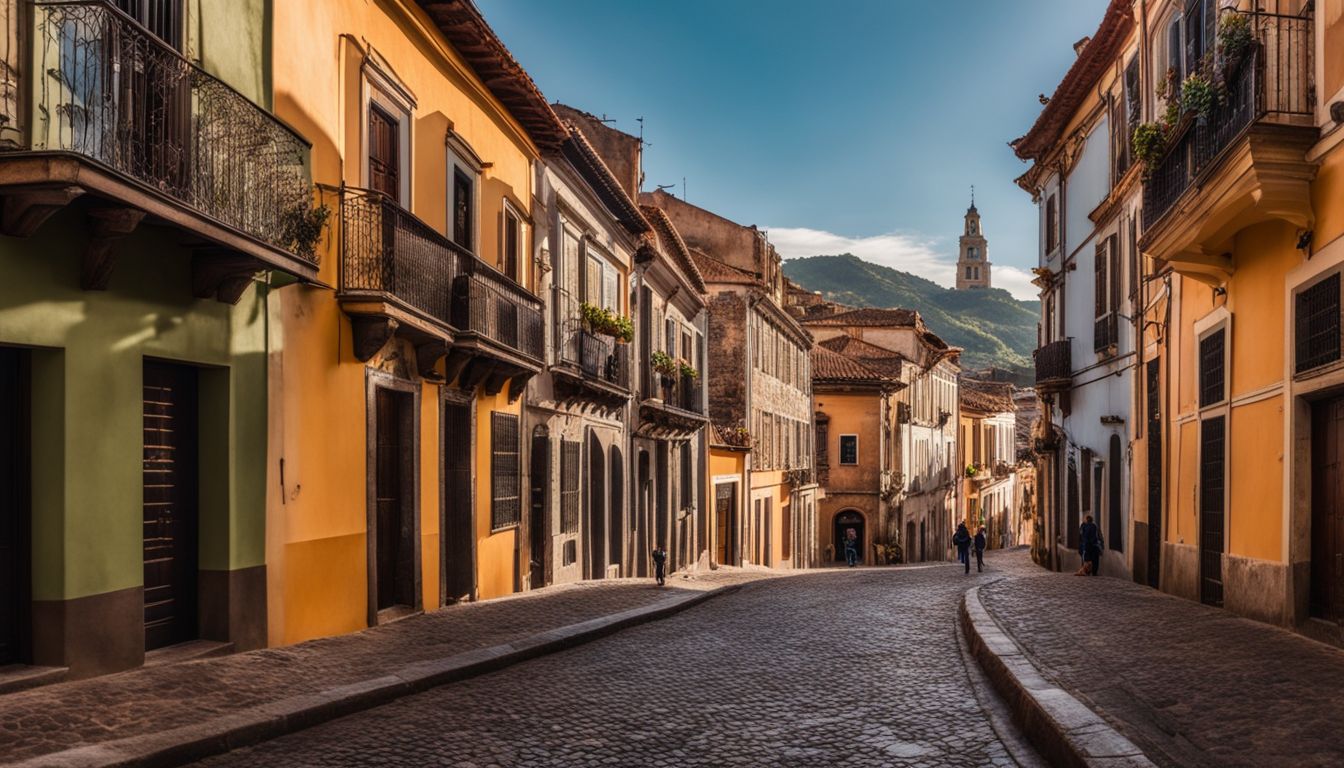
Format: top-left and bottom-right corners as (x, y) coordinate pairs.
(1311, 397), (1344, 621)
(142, 361), (198, 651)
(368, 379), (418, 621)
(586, 435), (606, 580)
(608, 447), (624, 576)
(1199, 416), (1226, 607)
(636, 450), (650, 577)
(715, 481), (737, 566)
(0, 348), (30, 665)
(528, 427), (549, 590)
(1147, 360), (1163, 588)
(833, 510), (865, 564)
(443, 401), (474, 602)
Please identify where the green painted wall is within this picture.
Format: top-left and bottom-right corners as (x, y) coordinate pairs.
(191, 0), (271, 108)
(0, 207), (269, 601)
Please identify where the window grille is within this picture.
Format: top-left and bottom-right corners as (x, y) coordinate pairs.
(560, 440), (580, 534)
(490, 413), (520, 529)
(1198, 329), (1226, 408)
(1295, 274), (1340, 374)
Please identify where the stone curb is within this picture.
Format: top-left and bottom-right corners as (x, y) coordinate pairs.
(960, 586), (1156, 768)
(8, 585), (740, 768)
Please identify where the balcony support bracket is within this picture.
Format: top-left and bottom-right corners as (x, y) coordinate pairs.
(507, 375), (529, 403)
(0, 186), (84, 238)
(349, 315), (399, 362)
(81, 206), (146, 291)
(416, 341), (450, 381)
(191, 250), (261, 304)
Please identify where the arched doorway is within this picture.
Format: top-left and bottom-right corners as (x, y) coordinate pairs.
(833, 510), (865, 563)
(636, 450), (650, 577)
(906, 521), (916, 563)
(609, 446), (624, 576)
(586, 435), (606, 580)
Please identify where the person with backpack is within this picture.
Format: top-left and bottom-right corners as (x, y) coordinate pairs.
(953, 523), (972, 574)
(973, 526), (987, 573)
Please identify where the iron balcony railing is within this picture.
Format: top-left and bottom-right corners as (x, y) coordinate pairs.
(578, 330), (630, 390)
(24, 0), (315, 261)
(1034, 339), (1072, 389)
(1143, 9), (1313, 232)
(340, 187), (463, 328)
(452, 259), (544, 362)
(647, 369), (703, 414)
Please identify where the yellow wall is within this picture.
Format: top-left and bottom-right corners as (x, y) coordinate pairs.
(1228, 395), (1283, 561)
(1229, 223), (1294, 397)
(750, 469), (790, 566)
(1315, 146), (1344, 250)
(269, 0), (537, 644)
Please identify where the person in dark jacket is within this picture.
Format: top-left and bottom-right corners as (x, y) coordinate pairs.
(1079, 515), (1102, 576)
(652, 543), (668, 586)
(843, 527), (859, 567)
(953, 523), (972, 574)
(973, 527), (987, 573)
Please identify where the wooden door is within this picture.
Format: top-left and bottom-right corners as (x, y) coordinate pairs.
(368, 104), (400, 202)
(143, 362), (198, 651)
(528, 430), (548, 591)
(1199, 416), (1226, 607)
(375, 388), (415, 611)
(1147, 360), (1163, 588)
(714, 483), (733, 566)
(444, 403), (475, 602)
(1311, 397), (1344, 621)
(0, 349), (30, 664)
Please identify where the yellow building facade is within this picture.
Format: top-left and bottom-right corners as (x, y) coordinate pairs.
(267, 0), (563, 644)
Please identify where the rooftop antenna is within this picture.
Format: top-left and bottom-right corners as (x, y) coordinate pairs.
(682, 176), (686, 202)
(655, 183), (677, 197)
(597, 113), (616, 124)
(971, 184), (975, 207)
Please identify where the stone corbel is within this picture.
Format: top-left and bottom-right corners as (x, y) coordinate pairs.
(191, 250), (261, 304)
(415, 341), (450, 381)
(0, 186), (84, 237)
(349, 315), (399, 362)
(82, 207), (146, 290)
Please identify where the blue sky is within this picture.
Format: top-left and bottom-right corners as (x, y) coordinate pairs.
(480, 0), (1110, 300)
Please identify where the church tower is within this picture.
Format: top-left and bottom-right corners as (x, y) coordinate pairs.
(956, 191), (990, 290)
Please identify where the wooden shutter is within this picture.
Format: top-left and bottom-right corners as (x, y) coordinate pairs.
(490, 413), (520, 529)
(1094, 240), (1112, 352)
(368, 105), (400, 202)
(502, 209), (520, 281)
(452, 170), (473, 250)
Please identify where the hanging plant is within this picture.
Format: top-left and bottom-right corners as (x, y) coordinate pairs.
(1181, 72), (1217, 119)
(1131, 122), (1167, 172)
(678, 360), (699, 380)
(650, 350), (679, 378)
(1218, 12), (1253, 66)
(579, 302), (634, 343)
(281, 202), (330, 261)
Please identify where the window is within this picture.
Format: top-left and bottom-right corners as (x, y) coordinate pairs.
(560, 439), (580, 534)
(968, 246), (978, 260)
(1045, 194), (1059, 254)
(1094, 235), (1118, 353)
(115, 0), (182, 49)
(490, 412), (520, 529)
(1184, 0), (1214, 78)
(1296, 274), (1341, 374)
(368, 104), (401, 202)
(965, 266), (973, 279)
(839, 435), (858, 465)
(501, 206), (521, 282)
(446, 132), (481, 252)
(1198, 328), (1226, 407)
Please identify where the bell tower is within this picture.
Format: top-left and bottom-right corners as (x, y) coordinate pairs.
(956, 188), (990, 290)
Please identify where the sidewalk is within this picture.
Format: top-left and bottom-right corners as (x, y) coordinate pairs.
(0, 568), (778, 767)
(975, 549), (1344, 767)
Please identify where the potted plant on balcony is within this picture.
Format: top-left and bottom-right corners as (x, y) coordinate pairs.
(678, 360), (699, 381)
(1131, 122), (1166, 176)
(1218, 11), (1253, 77)
(281, 201), (331, 261)
(651, 350), (678, 397)
(1182, 71), (1217, 122)
(580, 302), (634, 343)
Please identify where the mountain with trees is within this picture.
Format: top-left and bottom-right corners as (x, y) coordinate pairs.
(783, 254), (1040, 379)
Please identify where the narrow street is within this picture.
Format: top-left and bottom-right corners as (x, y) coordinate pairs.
(193, 564), (1038, 768)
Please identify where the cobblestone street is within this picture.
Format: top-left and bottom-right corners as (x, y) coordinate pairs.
(193, 565), (1034, 768)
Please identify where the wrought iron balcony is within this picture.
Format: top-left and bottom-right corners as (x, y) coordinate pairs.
(0, 1), (318, 288)
(1142, 9), (1315, 236)
(1034, 339), (1072, 393)
(637, 369), (706, 439)
(578, 331), (631, 391)
(551, 288), (632, 400)
(452, 261), (544, 364)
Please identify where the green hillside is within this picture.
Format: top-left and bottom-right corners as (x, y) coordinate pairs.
(784, 254), (1040, 377)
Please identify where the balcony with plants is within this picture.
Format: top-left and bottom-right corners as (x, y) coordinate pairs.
(1134, 7), (1316, 282)
(551, 293), (633, 404)
(0, 0), (323, 297)
(637, 349), (706, 439)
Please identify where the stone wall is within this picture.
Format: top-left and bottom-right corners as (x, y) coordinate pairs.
(706, 291), (747, 427)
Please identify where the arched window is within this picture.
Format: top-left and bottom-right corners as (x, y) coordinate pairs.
(968, 246), (978, 260)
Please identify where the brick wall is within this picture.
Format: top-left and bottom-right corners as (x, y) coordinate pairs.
(706, 291), (747, 426)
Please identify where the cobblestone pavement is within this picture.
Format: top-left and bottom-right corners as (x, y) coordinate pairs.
(0, 568), (778, 764)
(194, 565), (1033, 768)
(979, 549), (1344, 768)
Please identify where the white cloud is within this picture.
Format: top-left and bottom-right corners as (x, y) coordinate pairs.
(766, 226), (1039, 302)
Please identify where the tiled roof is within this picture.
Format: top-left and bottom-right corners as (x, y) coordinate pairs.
(960, 379), (1015, 414)
(1010, 0), (1134, 162)
(639, 204), (707, 293)
(799, 307), (917, 327)
(817, 335), (904, 378)
(414, 1), (569, 151)
(559, 123), (650, 236)
(811, 346), (898, 385)
(687, 247), (756, 285)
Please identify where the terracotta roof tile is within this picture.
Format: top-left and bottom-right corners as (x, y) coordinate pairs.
(960, 379), (1015, 414)
(687, 247), (756, 285)
(639, 204), (707, 294)
(811, 346), (901, 386)
(799, 307), (918, 327)
(559, 123), (650, 236)
(816, 335), (904, 378)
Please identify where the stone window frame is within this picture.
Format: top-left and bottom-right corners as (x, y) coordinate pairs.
(838, 433), (859, 466)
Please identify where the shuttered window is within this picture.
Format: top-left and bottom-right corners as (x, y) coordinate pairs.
(560, 439), (580, 534)
(1295, 274), (1341, 374)
(502, 208), (521, 282)
(368, 105), (400, 203)
(1094, 239), (1115, 352)
(1045, 195), (1059, 254)
(1199, 328), (1226, 408)
(490, 413), (520, 529)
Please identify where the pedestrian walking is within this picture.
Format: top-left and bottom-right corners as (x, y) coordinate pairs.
(953, 523), (972, 574)
(843, 527), (859, 567)
(974, 526), (987, 573)
(1079, 515), (1102, 577)
(652, 543), (668, 586)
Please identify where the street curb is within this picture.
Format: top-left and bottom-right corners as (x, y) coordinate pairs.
(9, 585), (741, 768)
(960, 586), (1156, 768)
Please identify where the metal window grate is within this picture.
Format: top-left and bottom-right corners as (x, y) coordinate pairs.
(1198, 329), (1226, 408)
(1296, 273), (1340, 374)
(560, 440), (580, 534)
(490, 413), (520, 529)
